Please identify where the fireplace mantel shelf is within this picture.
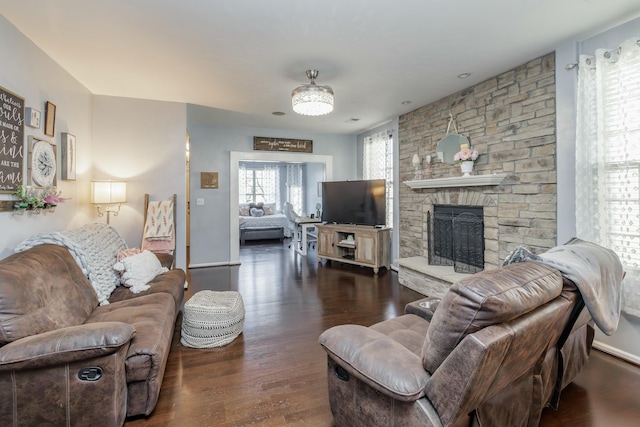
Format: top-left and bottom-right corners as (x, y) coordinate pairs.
(404, 173), (507, 189)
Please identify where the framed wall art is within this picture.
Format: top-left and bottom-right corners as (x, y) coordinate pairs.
(25, 107), (41, 129)
(44, 101), (56, 137)
(201, 172), (219, 189)
(61, 132), (76, 181)
(0, 85), (25, 193)
(253, 136), (312, 153)
(28, 136), (57, 188)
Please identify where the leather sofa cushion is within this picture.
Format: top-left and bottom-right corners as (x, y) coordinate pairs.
(87, 292), (176, 382)
(370, 314), (429, 356)
(422, 262), (563, 374)
(320, 323), (430, 401)
(109, 268), (185, 314)
(0, 245), (98, 344)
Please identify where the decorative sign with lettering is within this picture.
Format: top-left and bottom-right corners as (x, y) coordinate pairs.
(201, 172), (219, 189)
(253, 136), (312, 153)
(0, 86), (25, 193)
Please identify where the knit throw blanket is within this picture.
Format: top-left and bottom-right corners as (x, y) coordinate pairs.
(15, 223), (128, 306)
(503, 238), (624, 336)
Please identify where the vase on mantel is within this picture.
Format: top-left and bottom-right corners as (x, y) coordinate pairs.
(460, 161), (474, 177)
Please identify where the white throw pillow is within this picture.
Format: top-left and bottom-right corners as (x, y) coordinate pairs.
(113, 250), (168, 294)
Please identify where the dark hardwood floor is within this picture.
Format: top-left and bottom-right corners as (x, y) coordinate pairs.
(126, 240), (640, 427)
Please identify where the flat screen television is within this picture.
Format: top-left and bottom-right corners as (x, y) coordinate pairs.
(321, 179), (386, 226)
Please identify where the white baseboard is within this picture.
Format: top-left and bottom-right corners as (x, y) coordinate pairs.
(593, 340), (640, 366)
(188, 261), (240, 269)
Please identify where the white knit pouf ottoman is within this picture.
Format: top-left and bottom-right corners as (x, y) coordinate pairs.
(181, 290), (245, 348)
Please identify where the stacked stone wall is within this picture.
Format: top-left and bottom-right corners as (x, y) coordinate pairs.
(398, 53), (557, 269)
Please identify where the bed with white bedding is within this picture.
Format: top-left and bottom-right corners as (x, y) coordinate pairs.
(239, 203), (291, 243)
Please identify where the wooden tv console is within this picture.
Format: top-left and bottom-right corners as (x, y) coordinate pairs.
(316, 224), (391, 274)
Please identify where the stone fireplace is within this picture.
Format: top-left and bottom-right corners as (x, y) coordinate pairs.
(396, 53), (558, 297)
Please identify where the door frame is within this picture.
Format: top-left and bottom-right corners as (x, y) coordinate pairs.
(229, 151), (333, 264)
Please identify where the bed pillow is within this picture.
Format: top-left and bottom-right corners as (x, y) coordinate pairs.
(116, 247), (142, 263)
(239, 204), (250, 216)
(250, 207), (264, 217)
(113, 250), (169, 294)
(263, 205), (273, 215)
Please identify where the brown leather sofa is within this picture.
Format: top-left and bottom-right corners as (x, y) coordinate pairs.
(319, 241), (623, 427)
(0, 244), (186, 427)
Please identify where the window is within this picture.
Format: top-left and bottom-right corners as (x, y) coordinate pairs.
(575, 37), (640, 316)
(239, 163), (279, 205)
(363, 131), (393, 226)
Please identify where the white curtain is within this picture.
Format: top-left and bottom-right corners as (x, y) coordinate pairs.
(363, 131), (393, 226)
(286, 163), (303, 214)
(575, 37), (640, 317)
(238, 163), (248, 203)
(262, 164), (280, 207)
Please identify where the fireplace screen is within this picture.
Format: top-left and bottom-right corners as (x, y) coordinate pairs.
(428, 205), (484, 273)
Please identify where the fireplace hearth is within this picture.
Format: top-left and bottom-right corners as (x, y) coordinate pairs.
(428, 205), (484, 273)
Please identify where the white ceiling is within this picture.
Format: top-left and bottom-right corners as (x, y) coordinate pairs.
(2, 0), (639, 135)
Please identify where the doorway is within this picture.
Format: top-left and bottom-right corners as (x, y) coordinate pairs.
(229, 151), (333, 264)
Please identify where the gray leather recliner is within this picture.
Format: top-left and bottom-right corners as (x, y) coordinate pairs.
(319, 259), (603, 427)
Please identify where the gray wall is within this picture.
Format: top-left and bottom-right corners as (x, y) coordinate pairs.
(187, 104), (357, 266)
(556, 16), (640, 363)
(92, 96), (187, 270)
(0, 16), (93, 258)
(0, 16), (188, 271)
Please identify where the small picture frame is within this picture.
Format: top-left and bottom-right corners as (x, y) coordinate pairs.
(25, 107), (41, 128)
(44, 101), (56, 137)
(61, 132), (76, 181)
(201, 172), (219, 189)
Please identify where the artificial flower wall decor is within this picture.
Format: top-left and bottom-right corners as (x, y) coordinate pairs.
(14, 185), (69, 214)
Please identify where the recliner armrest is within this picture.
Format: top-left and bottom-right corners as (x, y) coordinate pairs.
(405, 297), (441, 321)
(319, 324), (429, 401)
(0, 321), (135, 371)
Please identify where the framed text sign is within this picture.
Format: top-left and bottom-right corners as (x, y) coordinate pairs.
(0, 86), (25, 193)
(201, 172), (219, 189)
(253, 136), (312, 153)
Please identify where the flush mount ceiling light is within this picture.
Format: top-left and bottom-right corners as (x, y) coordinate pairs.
(291, 69), (334, 116)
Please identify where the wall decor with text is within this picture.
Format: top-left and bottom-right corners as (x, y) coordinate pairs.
(201, 172), (219, 189)
(0, 85), (25, 193)
(253, 136), (312, 153)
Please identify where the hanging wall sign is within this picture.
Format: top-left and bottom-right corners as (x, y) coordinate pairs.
(201, 172), (219, 189)
(253, 136), (312, 153)
(0, 86), (25, 193)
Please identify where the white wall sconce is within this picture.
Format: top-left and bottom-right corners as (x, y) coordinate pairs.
(91, 180), (127, 224)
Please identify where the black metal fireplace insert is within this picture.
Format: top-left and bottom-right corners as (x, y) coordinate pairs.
(428, 205), (484, 274)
